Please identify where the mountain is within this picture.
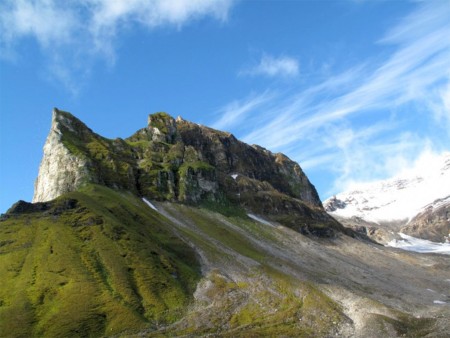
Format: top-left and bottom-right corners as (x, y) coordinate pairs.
(1, 109), (449, 337)
(324, 152), (450, 243)
(33, 108), (344, 237)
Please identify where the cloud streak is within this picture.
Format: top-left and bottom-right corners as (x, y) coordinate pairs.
(241, 54), (299, 78)
(213, 1), (450, 197)
(0, 0), (235, 92)
(211, 91), (275, 131)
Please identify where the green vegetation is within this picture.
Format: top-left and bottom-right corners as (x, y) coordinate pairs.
(200, 197), (247, 218)
(58, 114), (138, 194)
(0, 185), (201, 337)
(148, 112), (172, 134)
(178, 161), (214, 177)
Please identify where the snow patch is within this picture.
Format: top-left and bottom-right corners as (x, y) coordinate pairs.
(231, 174), (238, 180)
(433, 300), (447, 305)
(386, 233), (450, 255)
(247, 214), (274, 227)
(142, 198), (158, 211)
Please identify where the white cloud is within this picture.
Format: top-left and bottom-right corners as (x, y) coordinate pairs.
(87, 0), (233, 56)
(0, 0), (77, 49)
(0, 0), (235, 91)
(212, 1), (450, 196)
(242, 54), (299, 78)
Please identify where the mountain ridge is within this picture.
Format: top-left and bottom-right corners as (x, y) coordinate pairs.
(33, 108), (344, 237)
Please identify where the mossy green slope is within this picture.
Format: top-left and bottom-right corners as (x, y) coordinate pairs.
(0, 185), (201, 337)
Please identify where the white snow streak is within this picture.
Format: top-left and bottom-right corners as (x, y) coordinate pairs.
(247, 214), (274, 227)
(142, 198), (158, 211)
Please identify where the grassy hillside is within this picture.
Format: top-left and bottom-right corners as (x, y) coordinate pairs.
(0, 185), (201, 337)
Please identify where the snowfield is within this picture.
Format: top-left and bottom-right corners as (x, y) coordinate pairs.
(386, 233), (450, 255)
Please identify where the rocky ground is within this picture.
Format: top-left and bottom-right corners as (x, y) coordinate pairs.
(138, 201), (450, 337)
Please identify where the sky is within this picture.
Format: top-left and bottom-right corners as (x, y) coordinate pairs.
(1, 0), (450, 213)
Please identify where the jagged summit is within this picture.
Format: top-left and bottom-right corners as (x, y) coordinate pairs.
(33, 108), (341, 236)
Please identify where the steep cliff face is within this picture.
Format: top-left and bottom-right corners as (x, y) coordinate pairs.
(34, 109), (339, 235)
(33, 110), (92, 202)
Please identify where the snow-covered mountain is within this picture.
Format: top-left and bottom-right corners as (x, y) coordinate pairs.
(324, 152), (450, 242)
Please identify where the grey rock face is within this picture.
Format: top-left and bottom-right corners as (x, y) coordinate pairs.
(33, 109), (91, 202)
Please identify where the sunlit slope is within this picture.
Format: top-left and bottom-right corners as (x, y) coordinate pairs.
(0, 185), (201, 337)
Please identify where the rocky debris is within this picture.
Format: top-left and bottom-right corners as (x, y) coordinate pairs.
(33, 109), (342, 236)
(328, 214), (398, 244)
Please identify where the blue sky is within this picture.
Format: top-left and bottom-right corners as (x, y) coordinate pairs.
(1, 0), (450, 213)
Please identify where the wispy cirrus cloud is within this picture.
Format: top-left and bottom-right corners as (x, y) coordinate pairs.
(213, 1), (450, 197)
(0, 0), (235, 92)
(211, 91), (275, 131)
(240, 54), (299, 78)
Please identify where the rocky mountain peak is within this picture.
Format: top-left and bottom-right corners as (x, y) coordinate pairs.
(147, 112), (179, 143)
(51, 107), (93, 136)
(52, 107), (75, 131)
(33, 109), (92, 203)
(33, 109), (344, 236)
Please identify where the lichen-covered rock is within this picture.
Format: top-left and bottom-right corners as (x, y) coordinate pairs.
(33, 109), (343, 236)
